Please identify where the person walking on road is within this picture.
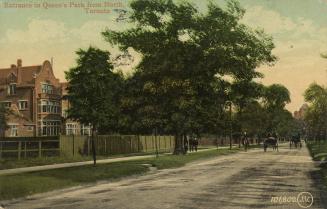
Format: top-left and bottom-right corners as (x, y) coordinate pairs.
(243, 132), (250, 151)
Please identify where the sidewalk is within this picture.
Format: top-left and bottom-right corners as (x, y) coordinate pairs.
(0, 147), (223, 176)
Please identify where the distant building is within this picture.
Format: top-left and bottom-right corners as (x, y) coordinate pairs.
(61, 82), (91, 136)
(0, 59), (61, 137)
(294, 104), (309, 120)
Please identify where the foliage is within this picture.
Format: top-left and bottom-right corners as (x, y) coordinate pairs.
(102, 0), (276, 152)
(262, 84), (291, 109)
(304, 83), (327, 140)
(234, 83), (294, 138)
(65, 47), (123, 133)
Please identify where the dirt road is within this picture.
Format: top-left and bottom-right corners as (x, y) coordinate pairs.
(4, 144), (326, 209)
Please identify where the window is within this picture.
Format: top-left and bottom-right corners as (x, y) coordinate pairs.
(41, 83), (53, 94)
(1, 101), (11, 108)
(9, 125), (18, 137)
(7, 83), (16, 95)
(39, 120), (61, 136)
(39, 100), (60, 114)
(66, 123), (78, 135)
(81, 124), (91, 136)
(27, 126), (33, 131)
(18, 101), (28, 110)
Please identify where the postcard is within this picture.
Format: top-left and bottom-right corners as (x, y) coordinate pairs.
(0, 0), (326, 208)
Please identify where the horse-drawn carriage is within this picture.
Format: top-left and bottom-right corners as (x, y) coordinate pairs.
(263, 137), (278, 152)
(290, 134), (302, 149)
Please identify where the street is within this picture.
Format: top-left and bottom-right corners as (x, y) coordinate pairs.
(4, 144), (326, 209)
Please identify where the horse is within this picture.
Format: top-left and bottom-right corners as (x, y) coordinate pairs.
(263, 137), (278, 152)
(290, 134), (301, 149)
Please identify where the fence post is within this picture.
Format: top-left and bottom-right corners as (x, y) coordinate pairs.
(72, 135), (75, 157)
(24, 141), (27, 158)
(0, 141), (2, 159)
(18, 141), (21, 160)
(87, 136), (90, 156)
(170, 136), (172, 150)
(130, 136), (133, 153)
(137, 135), (140, 152)
(104, 137), (107, 155)
(38, 141), (42, 158)
(145, 136), (147, 152)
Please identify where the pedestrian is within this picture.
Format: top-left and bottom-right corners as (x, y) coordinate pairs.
(194, 137), (199, 152)
(189, 136), (194, 152)
(243, 132), (249, 151)
(183, 135), (188, 154)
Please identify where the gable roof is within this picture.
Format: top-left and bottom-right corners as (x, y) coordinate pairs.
(0, 61), (43, 85)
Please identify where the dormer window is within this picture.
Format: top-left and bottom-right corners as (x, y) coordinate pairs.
(7, 83), (16, 95)
(41, 83), (53, 94)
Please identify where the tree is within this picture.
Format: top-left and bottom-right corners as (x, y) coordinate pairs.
(263, 84), (291, 109)
(103, 0), (276, 153)
(304, 83), (327, 141)
(0, 104), (8, 138)
(231, 80), (264, 146)
(65, 46), (122, 165)
(236, 101), (267, 138)
(261, 84), (292, 135)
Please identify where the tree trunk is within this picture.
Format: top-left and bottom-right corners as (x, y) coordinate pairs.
(91, 126), (97, 166)
(173, 133), (183, 155)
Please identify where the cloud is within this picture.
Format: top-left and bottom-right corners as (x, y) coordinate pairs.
(242, 6), (297, 34)
(5, 19), (68, 43)
(0, 18), (138, 79)
(242, 6), (327, 43)
(242, 6), (327, 111)
(1, 18), (129, 44)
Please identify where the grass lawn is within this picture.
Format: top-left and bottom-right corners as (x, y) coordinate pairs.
(307, 141), (327, 161)
(0, 151), (169, 170)
(0, 147), (245, 201)
(306, 141), (327, 190)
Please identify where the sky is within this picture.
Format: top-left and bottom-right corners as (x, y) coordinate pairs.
(0, 0), (327, 112)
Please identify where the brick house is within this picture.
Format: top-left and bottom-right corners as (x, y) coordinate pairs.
(0, 59), (62, 137)
(61, 82), (91, 136)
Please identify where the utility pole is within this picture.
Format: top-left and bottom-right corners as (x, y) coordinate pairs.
(229, 102), (232, 150)
(225, 101), (232, 150)
(154, 127), (159, 157)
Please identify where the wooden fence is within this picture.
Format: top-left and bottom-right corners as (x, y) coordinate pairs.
(0, 137), (59, 159)
(0, 135), (175, 159)
(60, 135), (175, 157)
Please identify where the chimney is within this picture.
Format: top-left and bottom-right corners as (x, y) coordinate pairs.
(17, 59), (22, 67)
(11, 64), (16, 68)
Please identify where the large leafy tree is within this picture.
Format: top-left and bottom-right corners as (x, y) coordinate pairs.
(261, 84), (292, 135)
(304, 83), (327, 141)
(103, 0), (276, 153)
(231, 80), (264, 145)
(65, 47), (123, 164)
(262, 84), (291, 110)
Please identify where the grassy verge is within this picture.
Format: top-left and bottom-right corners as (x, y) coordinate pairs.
(307, 141), (327, 161)
(0, 147), (244, 201)
(306, 141), (327, 190)
(0, 151), (168, 170)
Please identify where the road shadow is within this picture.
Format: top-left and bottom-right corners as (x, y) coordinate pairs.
(309, 167), (327, 209)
